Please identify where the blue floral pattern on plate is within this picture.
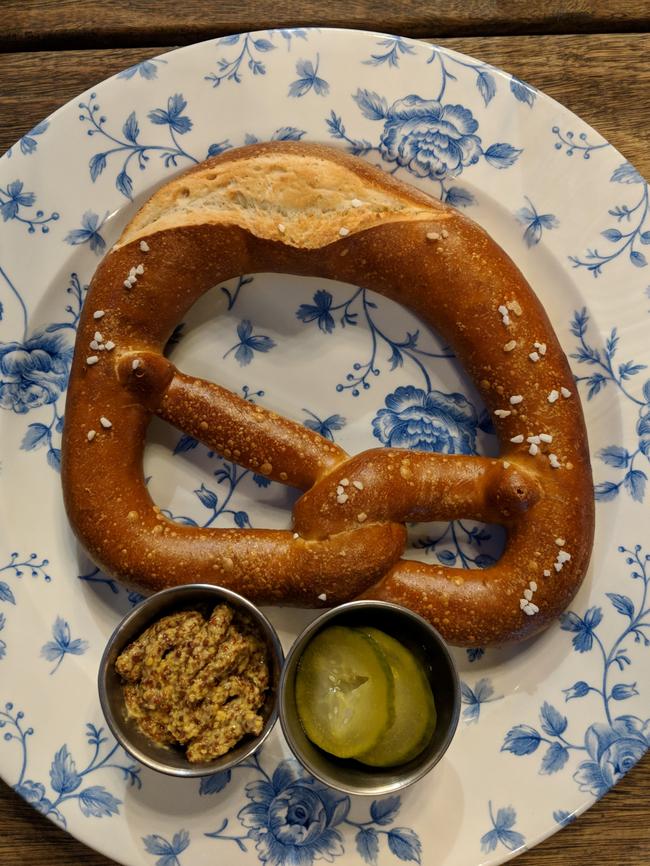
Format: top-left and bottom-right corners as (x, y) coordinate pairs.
(0, 26), (649, 866)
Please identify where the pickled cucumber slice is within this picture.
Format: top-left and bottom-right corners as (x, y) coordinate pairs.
(355, 627), (436, 767)
(295, 625), (394, 758)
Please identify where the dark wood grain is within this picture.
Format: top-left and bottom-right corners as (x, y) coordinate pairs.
(2, 0), (650, 50)
(1, 25), (649, 866)
(1, 34), (649, 178)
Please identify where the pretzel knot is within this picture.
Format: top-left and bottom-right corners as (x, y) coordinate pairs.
(61, 142), (594, 646)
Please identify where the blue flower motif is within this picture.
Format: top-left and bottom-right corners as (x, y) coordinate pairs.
(40, 616), (89, 674)
(118, 59), (165, 80)
(378, 96), (482, 179)
(64, 211), (108, 255)
(143, 830), (190, 866)
(1, 180), (36, 221)
(480, 803), (525, 854)
(238, 758), (349, 866)
(14, 780), (57, 816)
(148, 94), (193, 134)
(372, 385), (478, 454)
(302, 409), (346, 441)
(288, 56), (329, 97)
(296, 289), (335, 333)
(573, 716), (650, 797)
(560, 606), (603, 653)
(0, 330), (73, 414)
(516, 197), (559, 247)
(224, 320), (276, 367)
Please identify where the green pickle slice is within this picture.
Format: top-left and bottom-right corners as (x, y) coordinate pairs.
(355, 627), (437, 767)
(295, 625), (394, 758)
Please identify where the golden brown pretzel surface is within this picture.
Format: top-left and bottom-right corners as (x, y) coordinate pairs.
(61, 142), (594, 646)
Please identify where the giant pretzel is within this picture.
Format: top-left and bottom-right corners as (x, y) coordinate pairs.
(61, 142), (594, 646)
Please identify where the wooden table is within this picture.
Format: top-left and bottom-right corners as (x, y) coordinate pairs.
(0, 3), (648, 864)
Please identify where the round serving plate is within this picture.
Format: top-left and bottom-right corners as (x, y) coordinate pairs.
(0, 28), (648, 866)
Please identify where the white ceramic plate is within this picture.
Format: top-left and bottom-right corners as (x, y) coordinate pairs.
(1, 28), (648, 866)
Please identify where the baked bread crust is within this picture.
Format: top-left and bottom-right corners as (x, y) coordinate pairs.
(61, 142), (594, 646)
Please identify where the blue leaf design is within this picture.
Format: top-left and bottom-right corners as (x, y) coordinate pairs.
(252, 473), (271, 488)
(47, 448), (62, 472)
(0, 583), (16, 605)
(611, 162), (644, 184)
(199, 771), (232, 795)
(78, 785), (121, 817)
(353, 88), (388, 121)
(624, 469), (647, 502)
(540, 702), (567, 737)
(541, 742), (570, 774)
(598, 445), (630, 467)
(271, 126), (306, 141)
(502, 724), (541, 755)
(510, 77), (536, 105)
(553, 809), (576, 827)
(122, 112), (140, 144)
(173, 435), (199, 454)
(445, 186), (475, 208)
(253, 38), (275, 52)
(356, 827), (379, 863)
(476, 70), (496, 106)
(116, 169), (133, 199)
(606, 593), (635, 618)
(631, 251), (648, 268)
(50, 745), (82, 794)
(234, 511), (250, 528)
(484, 143), (522, 169)
(594, 481), (619, 501)
(387, 828), (421, 863)
(207, 140), (231, 157)
(370, 795), (401, 825)
(21, 423), (50, 451)
(195, 484), (218, 510)
(611, 682), (639, 700)
(619, 362), (646, 379)
(89, 153), (107, 182)
(602, 228), (622, 242)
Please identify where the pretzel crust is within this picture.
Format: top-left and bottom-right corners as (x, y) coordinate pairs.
(61, 142), (594, 646)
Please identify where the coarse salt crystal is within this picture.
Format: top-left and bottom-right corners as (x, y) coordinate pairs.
(527, 435), (541, 444)
(494, 409), (511, 418)
(89, 339), (100, 351)
(510, 434), (524, 443)
(340, 478), (350, 486)
(277, 223), (286, 233)
(504, 340), (517, 352)
(318, 593), (327, 601)
(529, 442), (539, 456)
(336, 485), (344, 495)
(558, 550), (571, 564)
(86, 355), (99, 365)
(441, 229), (449, 238)
(529, 351), (540, 362)
(426, 231), (441, 241)
(555, 538), (565, 547)
(337, 494), (349, 504)
(357, 512), (367, 523)
(353, 480), (364, 490)
(520, 598), (529, 610)
(548, 389), (559, 403)
(554, 562), (563, 572)
(548, 453), (561, 468)
(339, 227), (350, 237)
(93, 310), (105, 319)
(539, 433), (553, 443)
(128, 267), (137, 280)
(543, 569), (551, 577)
(503, 461), (511, 468)
(105, 340), (115, 351)
(293, 532), (299, 539)
(523, 602), (539, 615)
(135, 264), (144, 275)
(132, 359), (142, 370)
(100, 416), (112, 429)
(350, 198), (363, 208)
(529, 581), (538, 591)
(124, 279), (133, 289)
(139, 240), (150, 252)
(510, 395), (523, 405)
(561, 387), (572, 398)
(524, 588), (533, 601)
(538, 343), (547, 355)
(94, 331), (103, 343)
(498, 305), (509, 317)
(87, 430), (96, 441)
